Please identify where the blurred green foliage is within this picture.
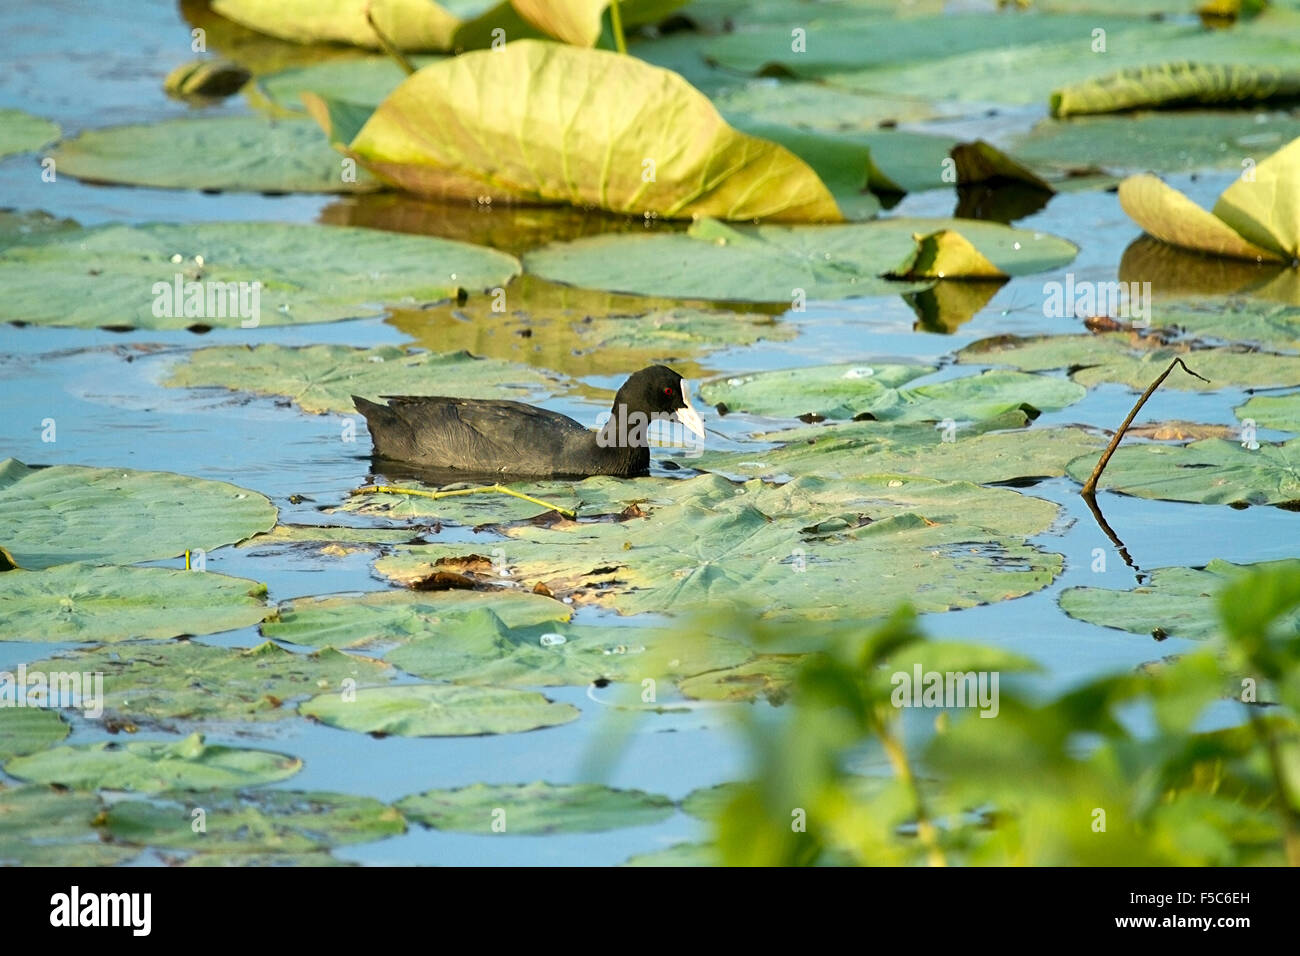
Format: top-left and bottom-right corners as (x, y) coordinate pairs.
(708, 560), (1300, 866)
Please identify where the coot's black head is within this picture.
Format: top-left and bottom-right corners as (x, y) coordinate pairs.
(604, 365), (706, 446)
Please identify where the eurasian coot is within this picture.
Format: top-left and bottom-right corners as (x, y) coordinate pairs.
(353, 365), (706, 478)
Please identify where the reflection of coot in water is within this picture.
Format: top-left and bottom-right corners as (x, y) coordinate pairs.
(353, 365), (705, 479)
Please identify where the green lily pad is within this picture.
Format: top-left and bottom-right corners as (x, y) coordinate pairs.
(166, 345), (559, 415)
(0, 209), (78, 251)
(1065, 436), (1300, 506)
(714, 81), (946, 134)
(1052, 63), (1300, 117)
(0, 222), (520, 330)
(680, 781), (747, 821)
(300, 684), (579, 736)
(0, 109), (60, 158)
(1010, 111), (1300, 176)
(1236, 392), (1300, 432)
(677, 655), (804, 704)
(0, 565), (270, 643)
(701, 362), (934, 419)
(801, 13), (1300, 106)
(958, 334), (1300, 391)
(622, 841), (718, 866)
(105, 789), (405, 854)
(697, 412), (1104, 485)
(1163, 298), (1300, 352)
(396, 781), (674, 834)
(1060, 558), (1300, 641)
(263, 587), (570, 649)
(26, 641), (392, 724)
(386, 608), (752, 686)
(0, 458), (276, 570)
(257, 56), (439, 113)
(308, 40), (843, 221)
(704, 13), (1152, 79)
(0, 785), (136, 866)
(0, 708), (70, 761)
(5, 733), (302, 792)
(53, 116), (380, 193)
(374, 474), (1064, 625)
(525, 217), (1077, 302)
(179, 849), (352, 866)
(701, 366), (1084, 422)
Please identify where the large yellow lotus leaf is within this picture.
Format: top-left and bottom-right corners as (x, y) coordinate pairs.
(1118, 173), (1282, 262)
(338, 41), (843, 222)
(211, 0), (461, 52)
(1213, 135), (1300, 262)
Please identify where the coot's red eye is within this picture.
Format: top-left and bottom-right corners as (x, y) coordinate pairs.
(664, 386), (674, 395)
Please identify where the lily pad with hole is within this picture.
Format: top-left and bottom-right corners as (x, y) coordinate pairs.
(53, 116), (381, 193)
(299, 684), (579, 736)
(373, 474), (1065, 625)
(524, 217), (1077, 302)
(26, 641), (392, 725)
(0, 222), (520, 330)
(958, 334), (1300, 391)
(0, 109), (59, 158)
(0, 708), (70, 761)
(262, 587), (570, 649)
(396, 781), (674, 834)
(1060, 559), (1300, 640)
(307, 40), (843, 221)
(105, 789), (404, 855)
(0, 565), (270, 643)
(166, 345), (559, 415)
(0, 785), (135, 866)
(385, 607), (752, 686)
(1065, 436), (1300, 506)
(5, 733), (302, 792)
(700, 366), (1084, 422)
(697, 412), (1105, 485)
(0, 458), (276, 570)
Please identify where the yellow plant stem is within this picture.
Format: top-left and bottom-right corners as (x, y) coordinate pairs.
(878, 713), (947, 867)
(352, 483), (576, 518)
(609, 0), (627, 54)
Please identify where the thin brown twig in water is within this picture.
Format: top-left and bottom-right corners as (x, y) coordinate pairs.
(1080, 357), (1208, 497)
(365, 2), (417, 76)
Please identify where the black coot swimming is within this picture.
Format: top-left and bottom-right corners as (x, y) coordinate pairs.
(353, 365), (706, 479)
